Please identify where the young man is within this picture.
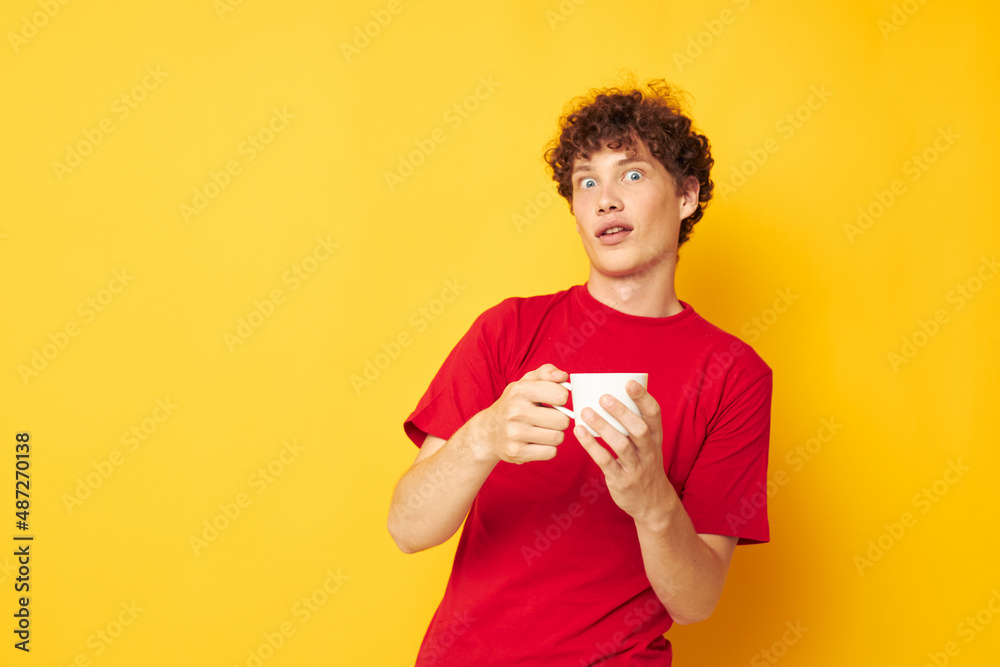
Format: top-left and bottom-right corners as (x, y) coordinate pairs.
(388, 80), (773, 665)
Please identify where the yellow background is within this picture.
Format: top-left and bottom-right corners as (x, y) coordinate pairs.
(2, 0), (999, 665)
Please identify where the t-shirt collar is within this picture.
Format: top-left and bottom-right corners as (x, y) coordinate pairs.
(574, 282), (695, 327)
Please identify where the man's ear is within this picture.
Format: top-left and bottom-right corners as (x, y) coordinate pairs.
(679, 176), (700, 220)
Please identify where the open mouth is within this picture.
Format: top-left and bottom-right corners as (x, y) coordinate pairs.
(596, 222), (633, 242)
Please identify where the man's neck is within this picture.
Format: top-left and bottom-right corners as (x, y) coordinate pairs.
(586, 267), (682, 318)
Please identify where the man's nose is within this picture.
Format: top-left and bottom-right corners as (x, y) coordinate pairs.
(597, 183), (623, 213)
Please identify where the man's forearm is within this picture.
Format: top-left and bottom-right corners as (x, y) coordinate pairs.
(633, 487), (730, 625)
(387, 416), (498, 554)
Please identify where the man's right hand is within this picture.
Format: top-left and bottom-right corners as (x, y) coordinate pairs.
(470, 363), (571, 465)
(389, 363), (572, 552)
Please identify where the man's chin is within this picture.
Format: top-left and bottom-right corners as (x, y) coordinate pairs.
(589, 256), (675, 282)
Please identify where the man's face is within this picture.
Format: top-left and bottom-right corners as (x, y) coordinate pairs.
(570, 137), (698, 283)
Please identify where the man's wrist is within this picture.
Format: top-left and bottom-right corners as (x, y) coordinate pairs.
(458, 412), (501, 467)
(633, 485), (683, 535)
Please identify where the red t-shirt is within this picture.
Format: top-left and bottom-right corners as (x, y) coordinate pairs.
(404, 284), (772, 666)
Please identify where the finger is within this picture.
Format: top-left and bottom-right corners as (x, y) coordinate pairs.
(523, 404), (572, 432)
(519, 424), (567, 446)
(598, 393), (651, 446)
(507, 443), (559, 464)
(511, 379), (570, 409)
(574, 424), (619, 473)
(580, 407), (639, 470)
(541, 364), (569, 383)
(522, 363), (568, 383)
(534, 380), (572, 407)
(625, 383), (662, 440)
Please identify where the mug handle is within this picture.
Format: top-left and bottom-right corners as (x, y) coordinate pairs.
(552, 381), (574, 419)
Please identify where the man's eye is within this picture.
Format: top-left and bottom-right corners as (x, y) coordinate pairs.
(625, 170), (642, 181)
(580, 178), (597, 189)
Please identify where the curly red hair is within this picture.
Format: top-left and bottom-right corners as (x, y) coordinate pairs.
(544, 80), (714, 247)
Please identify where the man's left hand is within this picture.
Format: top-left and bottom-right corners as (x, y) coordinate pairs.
(575, 381), (672, 524)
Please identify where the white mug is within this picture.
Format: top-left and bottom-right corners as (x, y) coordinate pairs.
(552, 373), (648, 437)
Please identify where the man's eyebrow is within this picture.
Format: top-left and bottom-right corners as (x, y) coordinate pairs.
(571, 156), (649, 175)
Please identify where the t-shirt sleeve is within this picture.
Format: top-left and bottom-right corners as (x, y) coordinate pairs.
(680, 369), (773, 545)
(403, 301), (515, 448)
